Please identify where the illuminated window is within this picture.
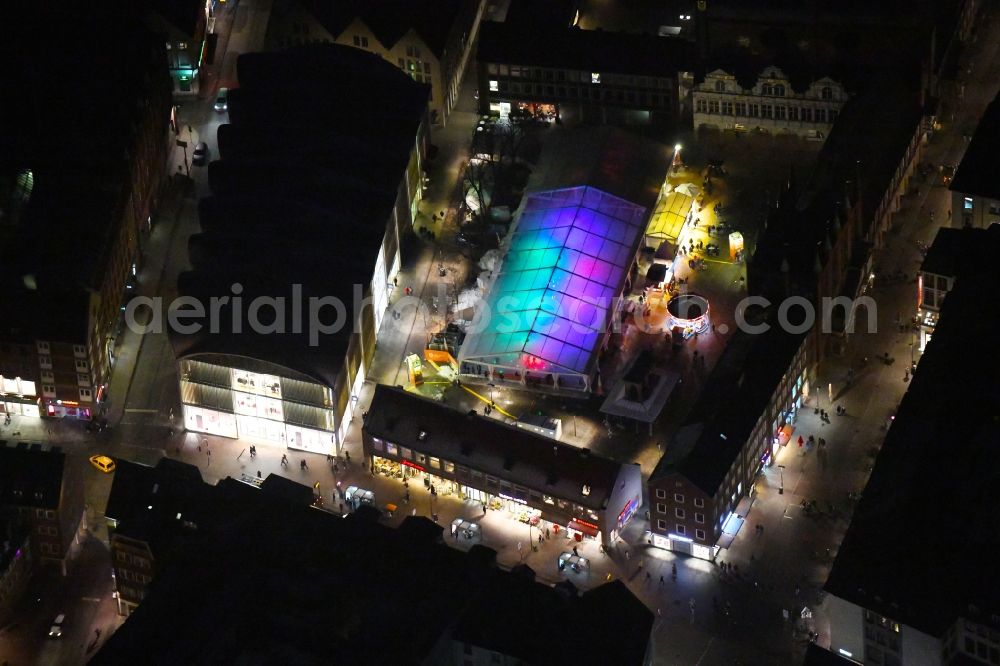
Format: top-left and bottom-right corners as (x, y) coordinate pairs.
(965, 197), (974, 210)
(591, 72), (601, 84)
(178, 42), (188, 50)
(489, 80), (499, 92)
(581, 484), (590, 496)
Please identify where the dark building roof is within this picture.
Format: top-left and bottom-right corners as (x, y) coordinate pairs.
(503, 0), (577, 30)
(453, 576), (651, 664)
(143, 0), (204, 36)
(364, 385), (631, 511)
(95, 488), (650, 665)
(750, 75), (923, 301)
(170, 44), (428, 388)
(478, 20), (693, 76)
(650, 311), (806, 495)
(0, 5), (170, 344)
(106, 457), (316, 563)
(919, 226), (991, 278)
(950, 92), (1000, 200)
(801, 643), (857, 665)
(284, 0), (470, 58)
(0, 443), (66, 510)
(824, 225), (1000, 636)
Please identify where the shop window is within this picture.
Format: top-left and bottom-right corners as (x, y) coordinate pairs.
(386, 442), (397, 456)
(657, 519), (667, 530)
(675, 508), (685, 519)
(655, 489), (666, 499)
(696, 529), (706, 540)
(674, 493), (684, 503)
(373, 438), (384, 451)
(694, 497), (704, 507)
(656, 503), (666, 514)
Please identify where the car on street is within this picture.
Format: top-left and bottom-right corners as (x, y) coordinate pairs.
(214, 87), (228, 112)
(192, 142), (209, 166)
(48, 613), (65, 638)
(89, 455), (116, 474)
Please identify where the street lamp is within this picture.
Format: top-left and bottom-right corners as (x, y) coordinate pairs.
(778, 464), (786, 495)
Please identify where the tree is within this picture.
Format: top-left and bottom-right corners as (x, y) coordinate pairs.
(462, 117), (530, 224)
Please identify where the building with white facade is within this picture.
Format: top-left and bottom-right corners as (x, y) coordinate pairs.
(692, 66), (847, 139)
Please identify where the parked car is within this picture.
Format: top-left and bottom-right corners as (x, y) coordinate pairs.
(192, 142), (209, 166)
(49, 613), (65, 638)
(214, 87), (228, 112)
(89, 455), (116, 474)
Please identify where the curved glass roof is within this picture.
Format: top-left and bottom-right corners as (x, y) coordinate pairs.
(460, 187), (646, 376)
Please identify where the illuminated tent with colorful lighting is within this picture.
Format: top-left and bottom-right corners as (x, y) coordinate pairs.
(458, 186), (646, 392)
(644, 188), (694, 252)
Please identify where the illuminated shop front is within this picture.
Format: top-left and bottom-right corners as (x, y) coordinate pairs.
(179, 358), (337, 454)
(363, 385), (644, 547)
(650, 532), (717, 561)
(0, 376), (41, 418)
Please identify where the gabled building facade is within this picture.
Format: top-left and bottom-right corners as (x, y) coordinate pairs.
(692, 67), (848, 139)
(266, 0), (485, 124)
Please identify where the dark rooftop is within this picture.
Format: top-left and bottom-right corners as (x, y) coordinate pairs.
(750, 75), (923, 300)
(364, 385), (631, 511)
(824, 225), (1000, 636)
(651, 311), (806, 495)
(950, 92), (1000, 200)
(0, 6), (170, 345)
(95, 486), (651, 664)
(170, 44), (428, 388)
(920, 226), (992, 278)
(478, 20), (693, 77)
(0, 443), (66, 510)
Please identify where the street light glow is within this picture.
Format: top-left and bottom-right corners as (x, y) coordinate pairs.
(675, 144), (682, 151)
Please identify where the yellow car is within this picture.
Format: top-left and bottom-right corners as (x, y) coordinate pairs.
(89, 455), (116, 474)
